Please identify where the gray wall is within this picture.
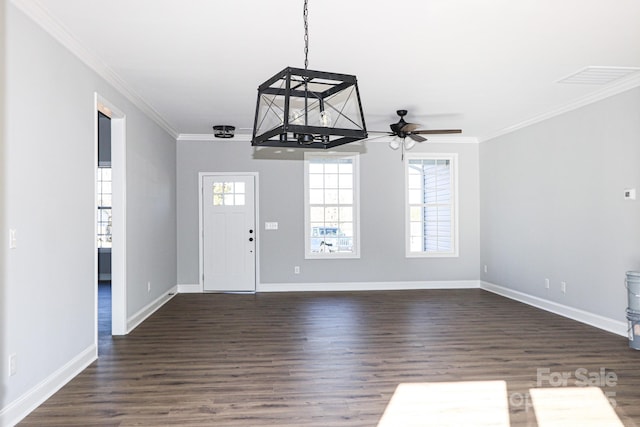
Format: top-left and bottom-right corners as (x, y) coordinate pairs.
(177, 139), (480, 286)
(0, 0), (7, 409)
(124, 113), (176, 317)
(479, 87), (640, 321)
(2, 3), (176, 415)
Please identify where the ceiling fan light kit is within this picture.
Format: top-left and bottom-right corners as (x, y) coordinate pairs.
(382, 109), (463, 159)
(388, 109), (462, 141)
(251, 0), (367, 149)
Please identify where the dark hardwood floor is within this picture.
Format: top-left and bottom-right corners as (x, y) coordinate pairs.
(20, 289), (640, 426)
(98, 281), (111, 338)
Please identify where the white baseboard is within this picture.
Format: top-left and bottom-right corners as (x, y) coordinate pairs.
(257, 280), (480, 293)
(0, 344), (96, 427)
(177, 283), (202, 293)
(127, 285), (178, 333)
(480, 281), (627, 337)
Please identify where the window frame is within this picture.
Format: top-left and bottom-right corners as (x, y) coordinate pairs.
(404, 152), (459, 258)
(97, 166), (112, 249)
(304, 151), (361, 259)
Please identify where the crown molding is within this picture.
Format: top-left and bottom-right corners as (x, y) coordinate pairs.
(481, 72), (640, 143)
(363, 135), (479, 145)
(411, 136), (479, 144)
(177, 133), (480, 144)
(177, 133), (253, 142)
(12, 0), (179, 139)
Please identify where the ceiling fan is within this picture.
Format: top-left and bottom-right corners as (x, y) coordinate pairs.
(388, 109), (462, 147)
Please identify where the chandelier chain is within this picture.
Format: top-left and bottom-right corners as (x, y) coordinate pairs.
(303, 0), (309, 70)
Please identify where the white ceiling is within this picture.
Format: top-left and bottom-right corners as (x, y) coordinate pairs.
(17, 0), (640, 141)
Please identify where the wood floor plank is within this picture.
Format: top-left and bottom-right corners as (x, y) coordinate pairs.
(19, 289), (640, 426)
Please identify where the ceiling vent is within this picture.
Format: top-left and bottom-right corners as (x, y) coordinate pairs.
(557, 66), (640, 85)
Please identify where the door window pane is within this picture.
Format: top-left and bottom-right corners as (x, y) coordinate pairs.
(212, 181), (246, 206)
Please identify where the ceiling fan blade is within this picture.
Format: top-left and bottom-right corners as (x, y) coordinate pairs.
(412, 129), (462, 135)
(408, 133), (427, 142)
(400, 123), (421, 133)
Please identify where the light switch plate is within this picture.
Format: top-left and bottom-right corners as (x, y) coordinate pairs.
(9, 229), (16, 249)
(624, 188), (636, 200)
(265, 222), (278, 230)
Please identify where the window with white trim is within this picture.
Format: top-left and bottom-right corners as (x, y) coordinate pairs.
(304, 152), (360, 259)
(97, 167), (112, 248)
(406, 153), (458, 257)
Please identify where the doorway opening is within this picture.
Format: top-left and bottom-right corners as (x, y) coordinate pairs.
(95, 93), (127, 349)
(97, 111), (112, 346)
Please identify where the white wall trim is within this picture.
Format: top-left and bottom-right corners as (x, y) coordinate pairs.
(303, 152), (361, 260)
(12, 0), (178, 139)
(127, 286), (178, 333)
(404, 152), (459, 258)
(0, 345), (96, 427)
(95, 93), (128, 336)
(257, 280), (480, 293)
(176, 280), (480, 293)
(480, 281), (627, 337)
(408, 136), (479, 144)
(178, 133), (253, 142)
(481, 73), (640, 143)
(177, 283), (202, 293)
(176, 133), (480, 145)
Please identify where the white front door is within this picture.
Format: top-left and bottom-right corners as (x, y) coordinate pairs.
(202, 174), (256, 292)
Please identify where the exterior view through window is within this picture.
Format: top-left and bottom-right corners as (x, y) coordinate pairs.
(212, 181), (246, 206)
(406, 154), (457, 257)
(304, 152), (360, 259)
(97, 167), (112, 248)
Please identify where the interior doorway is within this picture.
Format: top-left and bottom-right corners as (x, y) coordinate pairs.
(97, 111), (112, 345)
(95, 93), (127, 344)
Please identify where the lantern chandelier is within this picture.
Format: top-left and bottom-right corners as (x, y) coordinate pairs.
(251, 0), (368, 149)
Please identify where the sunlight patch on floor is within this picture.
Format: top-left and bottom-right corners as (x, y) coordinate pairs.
(377, 380), (510, 427)
(378, 381), (624, 426)
(530, 387), (623, 427)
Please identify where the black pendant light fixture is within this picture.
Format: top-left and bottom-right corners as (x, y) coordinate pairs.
(251, 0), (367, 149)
